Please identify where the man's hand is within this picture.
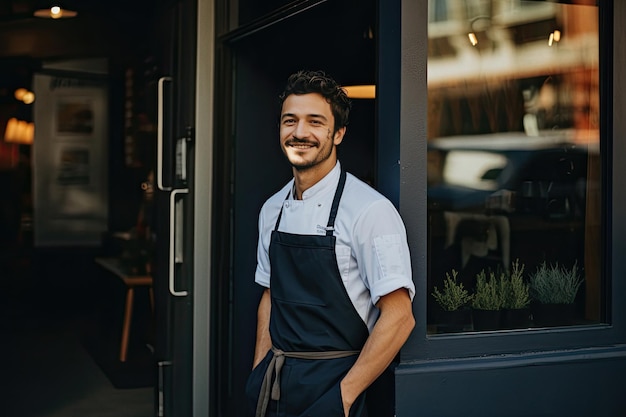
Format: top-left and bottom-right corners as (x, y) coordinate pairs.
(340, 288), (414, 416)
(253, 288), (272, 369)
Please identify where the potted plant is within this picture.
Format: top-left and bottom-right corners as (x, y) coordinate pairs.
(471, 270), (505, 331)
(501, 259), (531, 329)
(529, 261), (583, 326)
(432, 269), (473, 332)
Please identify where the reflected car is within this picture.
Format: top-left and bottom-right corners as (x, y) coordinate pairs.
(427, 131), (595, 219)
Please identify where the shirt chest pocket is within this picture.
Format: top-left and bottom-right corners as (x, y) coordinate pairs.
(335, 245), (352, 282)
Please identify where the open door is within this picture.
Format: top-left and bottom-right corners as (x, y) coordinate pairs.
(149, 0), (199, 415)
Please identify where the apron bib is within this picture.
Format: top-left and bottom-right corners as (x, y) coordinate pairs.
(246, 169), (370, 417)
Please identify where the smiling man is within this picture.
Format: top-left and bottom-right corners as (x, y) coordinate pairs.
(245, 70), (415, 417)
(279, 90), (343, 185)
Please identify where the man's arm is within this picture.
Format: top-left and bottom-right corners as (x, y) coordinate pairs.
(339, 288), (415, 416)
(253, 288), (272, 369)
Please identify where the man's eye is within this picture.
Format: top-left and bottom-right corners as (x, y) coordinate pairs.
(310, 120), (323, 125)
(283, 119), (296, 125)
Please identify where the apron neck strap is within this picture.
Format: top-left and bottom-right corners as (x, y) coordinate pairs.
(273, 168), (347, 235)
(326, 169), (346, 236)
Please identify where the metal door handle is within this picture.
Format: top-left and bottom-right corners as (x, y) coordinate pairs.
(157, 361), (172, 416)
(157, 76), (172, 192)
(169, 188), (189, 296)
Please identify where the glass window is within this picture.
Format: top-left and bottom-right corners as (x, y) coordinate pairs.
(426, 0), (602, 334)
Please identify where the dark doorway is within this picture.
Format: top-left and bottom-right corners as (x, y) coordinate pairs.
(0, 2), (182, 416)
(213, 1), (379, 415)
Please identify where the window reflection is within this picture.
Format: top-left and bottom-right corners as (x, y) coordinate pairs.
(426, 0), (602, 334)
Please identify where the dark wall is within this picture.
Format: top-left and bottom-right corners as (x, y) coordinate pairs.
(230, 50), (289, 417)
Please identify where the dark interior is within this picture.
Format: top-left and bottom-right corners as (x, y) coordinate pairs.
(1, 2), (163, 415)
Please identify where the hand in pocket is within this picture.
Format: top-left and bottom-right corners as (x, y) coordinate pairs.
(244, 351), (272, 416)
(300, 381), (344, 417)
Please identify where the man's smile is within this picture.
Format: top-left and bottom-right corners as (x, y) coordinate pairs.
(286, 140), (317, 149)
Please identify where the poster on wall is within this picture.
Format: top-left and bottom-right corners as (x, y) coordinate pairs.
(57, 148), (90, 186)
(33, 72), (108, 246)
(56, 100), (95, 134)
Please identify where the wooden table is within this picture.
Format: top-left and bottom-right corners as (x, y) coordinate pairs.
(95, 257), (154, 362)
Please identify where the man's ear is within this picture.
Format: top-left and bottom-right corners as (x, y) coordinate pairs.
(333, 126), (346, 145)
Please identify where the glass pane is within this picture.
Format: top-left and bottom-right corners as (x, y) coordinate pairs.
(426, 0), (602, 334)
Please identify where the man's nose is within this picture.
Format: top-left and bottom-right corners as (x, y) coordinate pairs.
(293, 120), (311, 138)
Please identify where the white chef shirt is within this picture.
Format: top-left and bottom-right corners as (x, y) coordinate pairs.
(255, 162), (415, 331)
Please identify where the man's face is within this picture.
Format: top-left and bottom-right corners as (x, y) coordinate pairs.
(280, 93), (345, 172)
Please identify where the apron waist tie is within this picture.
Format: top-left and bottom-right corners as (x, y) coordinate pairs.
(255, 346), (360, 417)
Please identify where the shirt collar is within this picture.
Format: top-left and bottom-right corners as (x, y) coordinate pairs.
(297, 161), (341, 200)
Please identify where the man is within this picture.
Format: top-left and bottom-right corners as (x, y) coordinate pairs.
(246, 70), (415, 417)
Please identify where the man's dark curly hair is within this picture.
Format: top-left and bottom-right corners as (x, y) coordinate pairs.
(279, 70), (351, 133)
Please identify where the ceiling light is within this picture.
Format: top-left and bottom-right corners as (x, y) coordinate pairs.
(34, 5), (78, 19)
(343, 85), (376, 99)
(14, 88), (35, 104)
(22, 92), (35, 104)
(14, 88), (28, 101)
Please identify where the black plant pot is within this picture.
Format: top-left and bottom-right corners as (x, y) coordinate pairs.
(472, 309), (502, 331)
(532, 303), (576, 327)
(437, 309), (471, 333)
(501, 308), (532, 329)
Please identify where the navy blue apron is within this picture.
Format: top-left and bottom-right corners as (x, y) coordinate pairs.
(246, 169), (370, 417)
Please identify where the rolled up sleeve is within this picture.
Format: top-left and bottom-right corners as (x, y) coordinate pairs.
(355, 200), (415, 306)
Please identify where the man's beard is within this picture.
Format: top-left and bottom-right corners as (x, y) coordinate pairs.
(286, 131), (335, 171)
(287, 139), (334, 172)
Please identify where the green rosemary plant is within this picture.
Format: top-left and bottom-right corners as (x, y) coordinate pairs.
(502, 259), (531, 309)
(432, 269), (473, 311)
(471, 270), (505, 311)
